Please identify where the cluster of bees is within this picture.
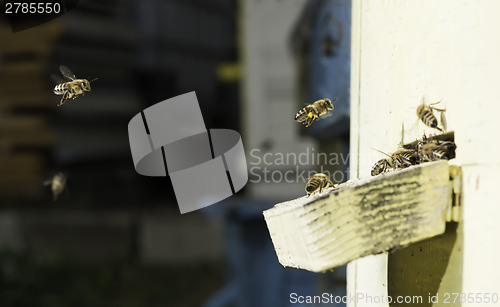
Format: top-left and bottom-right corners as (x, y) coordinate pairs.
(371, 100), (456, 176)
(294, 98), (457, 197)
(47, 66), (458, 200)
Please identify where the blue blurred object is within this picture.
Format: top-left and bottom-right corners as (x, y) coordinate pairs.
(291, 0), (351, 140)
(309, 0), (351, 140)
(203, 200), (320, 307)
(203, 199), (347, 307)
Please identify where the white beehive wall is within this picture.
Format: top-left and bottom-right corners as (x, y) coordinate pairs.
(349, 1), (500, 306)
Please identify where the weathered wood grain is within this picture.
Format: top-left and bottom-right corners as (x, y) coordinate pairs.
(264, 161), (453, 272)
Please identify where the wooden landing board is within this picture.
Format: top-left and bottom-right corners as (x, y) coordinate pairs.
(263, 161), (456, 272)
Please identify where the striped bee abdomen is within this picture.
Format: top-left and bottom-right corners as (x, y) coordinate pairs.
(417, 105), (438, 128)
(53, 83), (68, 95)
(395, 149), (418, 167)
(295, 105), (314, 122)
(430, 149), (450, 160)
(417, 104), (443, 131)
(305, 173), (334, 196)
(305, 178), (322, 193)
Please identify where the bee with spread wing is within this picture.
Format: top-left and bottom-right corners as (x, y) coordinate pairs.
(51, 65), (97, 106)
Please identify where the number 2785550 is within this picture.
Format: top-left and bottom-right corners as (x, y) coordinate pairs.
(5, 2), (61, 14)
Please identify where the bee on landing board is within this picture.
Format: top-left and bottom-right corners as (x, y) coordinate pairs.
(295, 98), (336, 127)
(370, 148), (418, 176)
(371, 157), (392, 176)
(305, 173), (336, 197)
(416, 99), (446, 132)
(51, 65), (97, 106)
(44, 172), (67, 201)
(418, 140), (456, 163)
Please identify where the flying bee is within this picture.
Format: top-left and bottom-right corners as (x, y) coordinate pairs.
(305, 173), (336, 197)
(295, 98), (336, 127)
(51, 65), (97, 106)
(416, 99), (446, 132)
(44, 172), (67, 201)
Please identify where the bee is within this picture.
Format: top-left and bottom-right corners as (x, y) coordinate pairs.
(371, 148), (418, 176)
(295, 98), (336, 127)
(402, 131), (455, 152)
(371, 158), (392, 176)
(305, 173), (336, 197)
(416, 99), (446, 132)
(44, 172), (67, 201)
(393, 149), (418, 168)
(51, 65), (97, 106)
(419, 143), (450, 162)
(419, 141), (456, 162)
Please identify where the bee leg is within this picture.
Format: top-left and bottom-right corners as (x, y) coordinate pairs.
(431, 107), (446, 112)
(58, 92), (69, 106)
(429, 100), (445, 110)
(384, 160), (392, 173)
(328, 180), (335, 189)
(429, 101), (446, 113)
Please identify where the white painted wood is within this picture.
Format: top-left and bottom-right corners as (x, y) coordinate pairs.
(349, 0), (500, 306)
(264, 161), (453, 273)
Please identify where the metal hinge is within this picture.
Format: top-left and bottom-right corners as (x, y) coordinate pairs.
(447, 165), (462, 222)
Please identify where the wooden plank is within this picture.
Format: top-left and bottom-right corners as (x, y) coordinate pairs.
(0, 154), (43, 175)
(0, 96), (54, 109)
(0, 115), (48, 130)
(0, 154), (45, 199)
(264, 161), (453, 272)
(0, 115), (55, 150)
(0, 21), (62, 45)
(0, 133), (54, 150)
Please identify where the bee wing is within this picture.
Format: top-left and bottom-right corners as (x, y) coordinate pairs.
(321, 110), (334, 118)
(50, 73), (65, 85)
(440, 111), (447, 132)
(59, 65), (76, 81)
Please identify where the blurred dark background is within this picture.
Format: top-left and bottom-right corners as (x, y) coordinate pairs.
(0, 0), (350, 306)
